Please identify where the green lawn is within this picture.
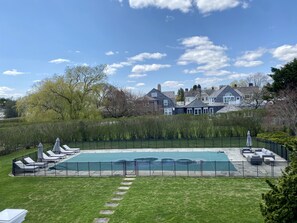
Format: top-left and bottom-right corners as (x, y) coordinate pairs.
(1, 149), (272, 223)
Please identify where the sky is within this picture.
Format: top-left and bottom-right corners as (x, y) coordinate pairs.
(1, 0), (297, 98)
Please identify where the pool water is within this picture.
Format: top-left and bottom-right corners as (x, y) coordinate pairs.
(52, 151), (237, 172)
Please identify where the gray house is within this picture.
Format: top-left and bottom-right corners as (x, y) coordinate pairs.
(175, 98), (223, 115)
(145, 88), (175, 115)
(209, 85), (243, 105)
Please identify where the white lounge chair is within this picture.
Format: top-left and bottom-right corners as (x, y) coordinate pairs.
(42, 153), (60, 162)
(47, 150), (66, 159)
(24, 157), (48, 168)
(63, 144), (80, 153)
(14, 161), (39, 172)
(59, 147), (75, 155)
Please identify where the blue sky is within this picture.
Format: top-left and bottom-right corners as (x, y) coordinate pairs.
(1, 0), (297, 98)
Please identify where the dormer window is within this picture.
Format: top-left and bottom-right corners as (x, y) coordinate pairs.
(151, 92), (157, 98)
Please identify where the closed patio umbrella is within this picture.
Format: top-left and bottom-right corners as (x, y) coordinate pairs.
(246, 130), (252, 149)
(52, 138), (61, 153)
(37, 143), (44, 161)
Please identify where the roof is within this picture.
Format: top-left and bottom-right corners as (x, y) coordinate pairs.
(203, 89), (215, 96)
(216, 105), (242, 113)
(235, 86), (260, 95)
(184, 90), (199, 97)
(162, 91), (175, 99)
(210, 85), (242, 98)
(185, 98), (207, 108)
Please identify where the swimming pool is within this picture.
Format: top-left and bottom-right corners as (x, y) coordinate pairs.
(51, 150), (237, 172)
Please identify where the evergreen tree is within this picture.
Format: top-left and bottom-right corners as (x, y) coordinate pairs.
(176, 88), (185, 101)
(260, 140), (297, 222)
(268, 58), (297, 93)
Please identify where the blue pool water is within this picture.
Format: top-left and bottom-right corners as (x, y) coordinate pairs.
(52, 151), (237, 172)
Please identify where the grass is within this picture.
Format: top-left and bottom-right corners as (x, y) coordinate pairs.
(111, 177), (269, 223)
(1, 149), (273, 223)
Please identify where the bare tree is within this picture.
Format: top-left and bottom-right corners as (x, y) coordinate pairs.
(266, 88), (297, 135)
(246, 72), (269, 87)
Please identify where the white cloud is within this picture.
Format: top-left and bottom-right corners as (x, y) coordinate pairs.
(136, 82), (145, 87)
(184, 68), (231, 76)
(75, 50), (81, 53)
(105, 52), (165, 75)
(194, 0), (247, 14)
(105, 51), (115, 56)
(128, 0), (247, 13)
(104, 62), (132, 75)
(271, 44), (297, 62)
(0, 86), (17, 98)
(3, 69), (25, 76)
(49, 58), (70, 64)
(165, 15), (175, 22)
(234, 60), (263, 67)
(178, 36), (229, 72)
(129, 0), (193, 13)
(131, 64), (171, 73)
(234, 48), (266, 67)
(162, 81), (184, 88)
(128, 52), (166, 62)
(126, 86), (136, 90)
(195, 77), (223, 87)
(128, 73), (147, 78)
(227, 72), (250, 79)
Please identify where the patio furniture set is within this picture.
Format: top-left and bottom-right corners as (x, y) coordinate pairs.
(241, 148), (275, 165)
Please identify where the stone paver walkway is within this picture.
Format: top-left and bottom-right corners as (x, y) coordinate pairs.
(93, 175), (136, 222)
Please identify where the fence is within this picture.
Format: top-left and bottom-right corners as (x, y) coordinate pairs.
(12, 137), (290, 178)
(66, 137), (266, 150)
(12, 160), (288, 178)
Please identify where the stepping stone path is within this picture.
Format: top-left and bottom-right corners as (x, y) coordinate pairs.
(93, 175), (136, 222)
(93, 218), (109, 223)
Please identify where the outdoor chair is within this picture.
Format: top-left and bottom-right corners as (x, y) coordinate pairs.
(14, 160), (39, 172)
(24, 157), (48, 168)
(42, 153), (60, 162)
(59, 147), (75, 155)
(246, 154), (263, 165)
(47, 150), (66, 159)
(62, 144), (80, 153)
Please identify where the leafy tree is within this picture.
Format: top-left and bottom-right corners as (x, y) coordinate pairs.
(4, 98), (18, 118)
(260, 139), (297, 223)
(17, 65), (106, 121)
(176, 88), (185, 101)
(268, 58), (297, 93)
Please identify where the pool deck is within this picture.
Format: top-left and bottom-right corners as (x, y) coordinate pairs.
(16, 147), (288, 177)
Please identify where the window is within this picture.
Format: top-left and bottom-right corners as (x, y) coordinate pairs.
(164, 108), (173, 115)
(187, 108), (193, 114)
(223, 92), (235, 104)
(194, 108), (201, 115)
(151, 92), (157, 97)
(163, 99), (168, 106)
(203, 107), (208, 114)
(209, 108), (214, 114)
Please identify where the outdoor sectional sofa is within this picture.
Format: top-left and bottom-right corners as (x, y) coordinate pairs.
(254, 148), (275, 160)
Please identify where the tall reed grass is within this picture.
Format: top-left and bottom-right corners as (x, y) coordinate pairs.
(0, 111), (264, 154)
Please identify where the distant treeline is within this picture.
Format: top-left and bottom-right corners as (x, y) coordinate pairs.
(0, 110), (264, 155)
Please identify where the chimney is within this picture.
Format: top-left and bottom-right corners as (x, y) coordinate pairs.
(157, 84), (161, 91)
(249, 83), (253, 87)
(185, 88), (188, 92)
